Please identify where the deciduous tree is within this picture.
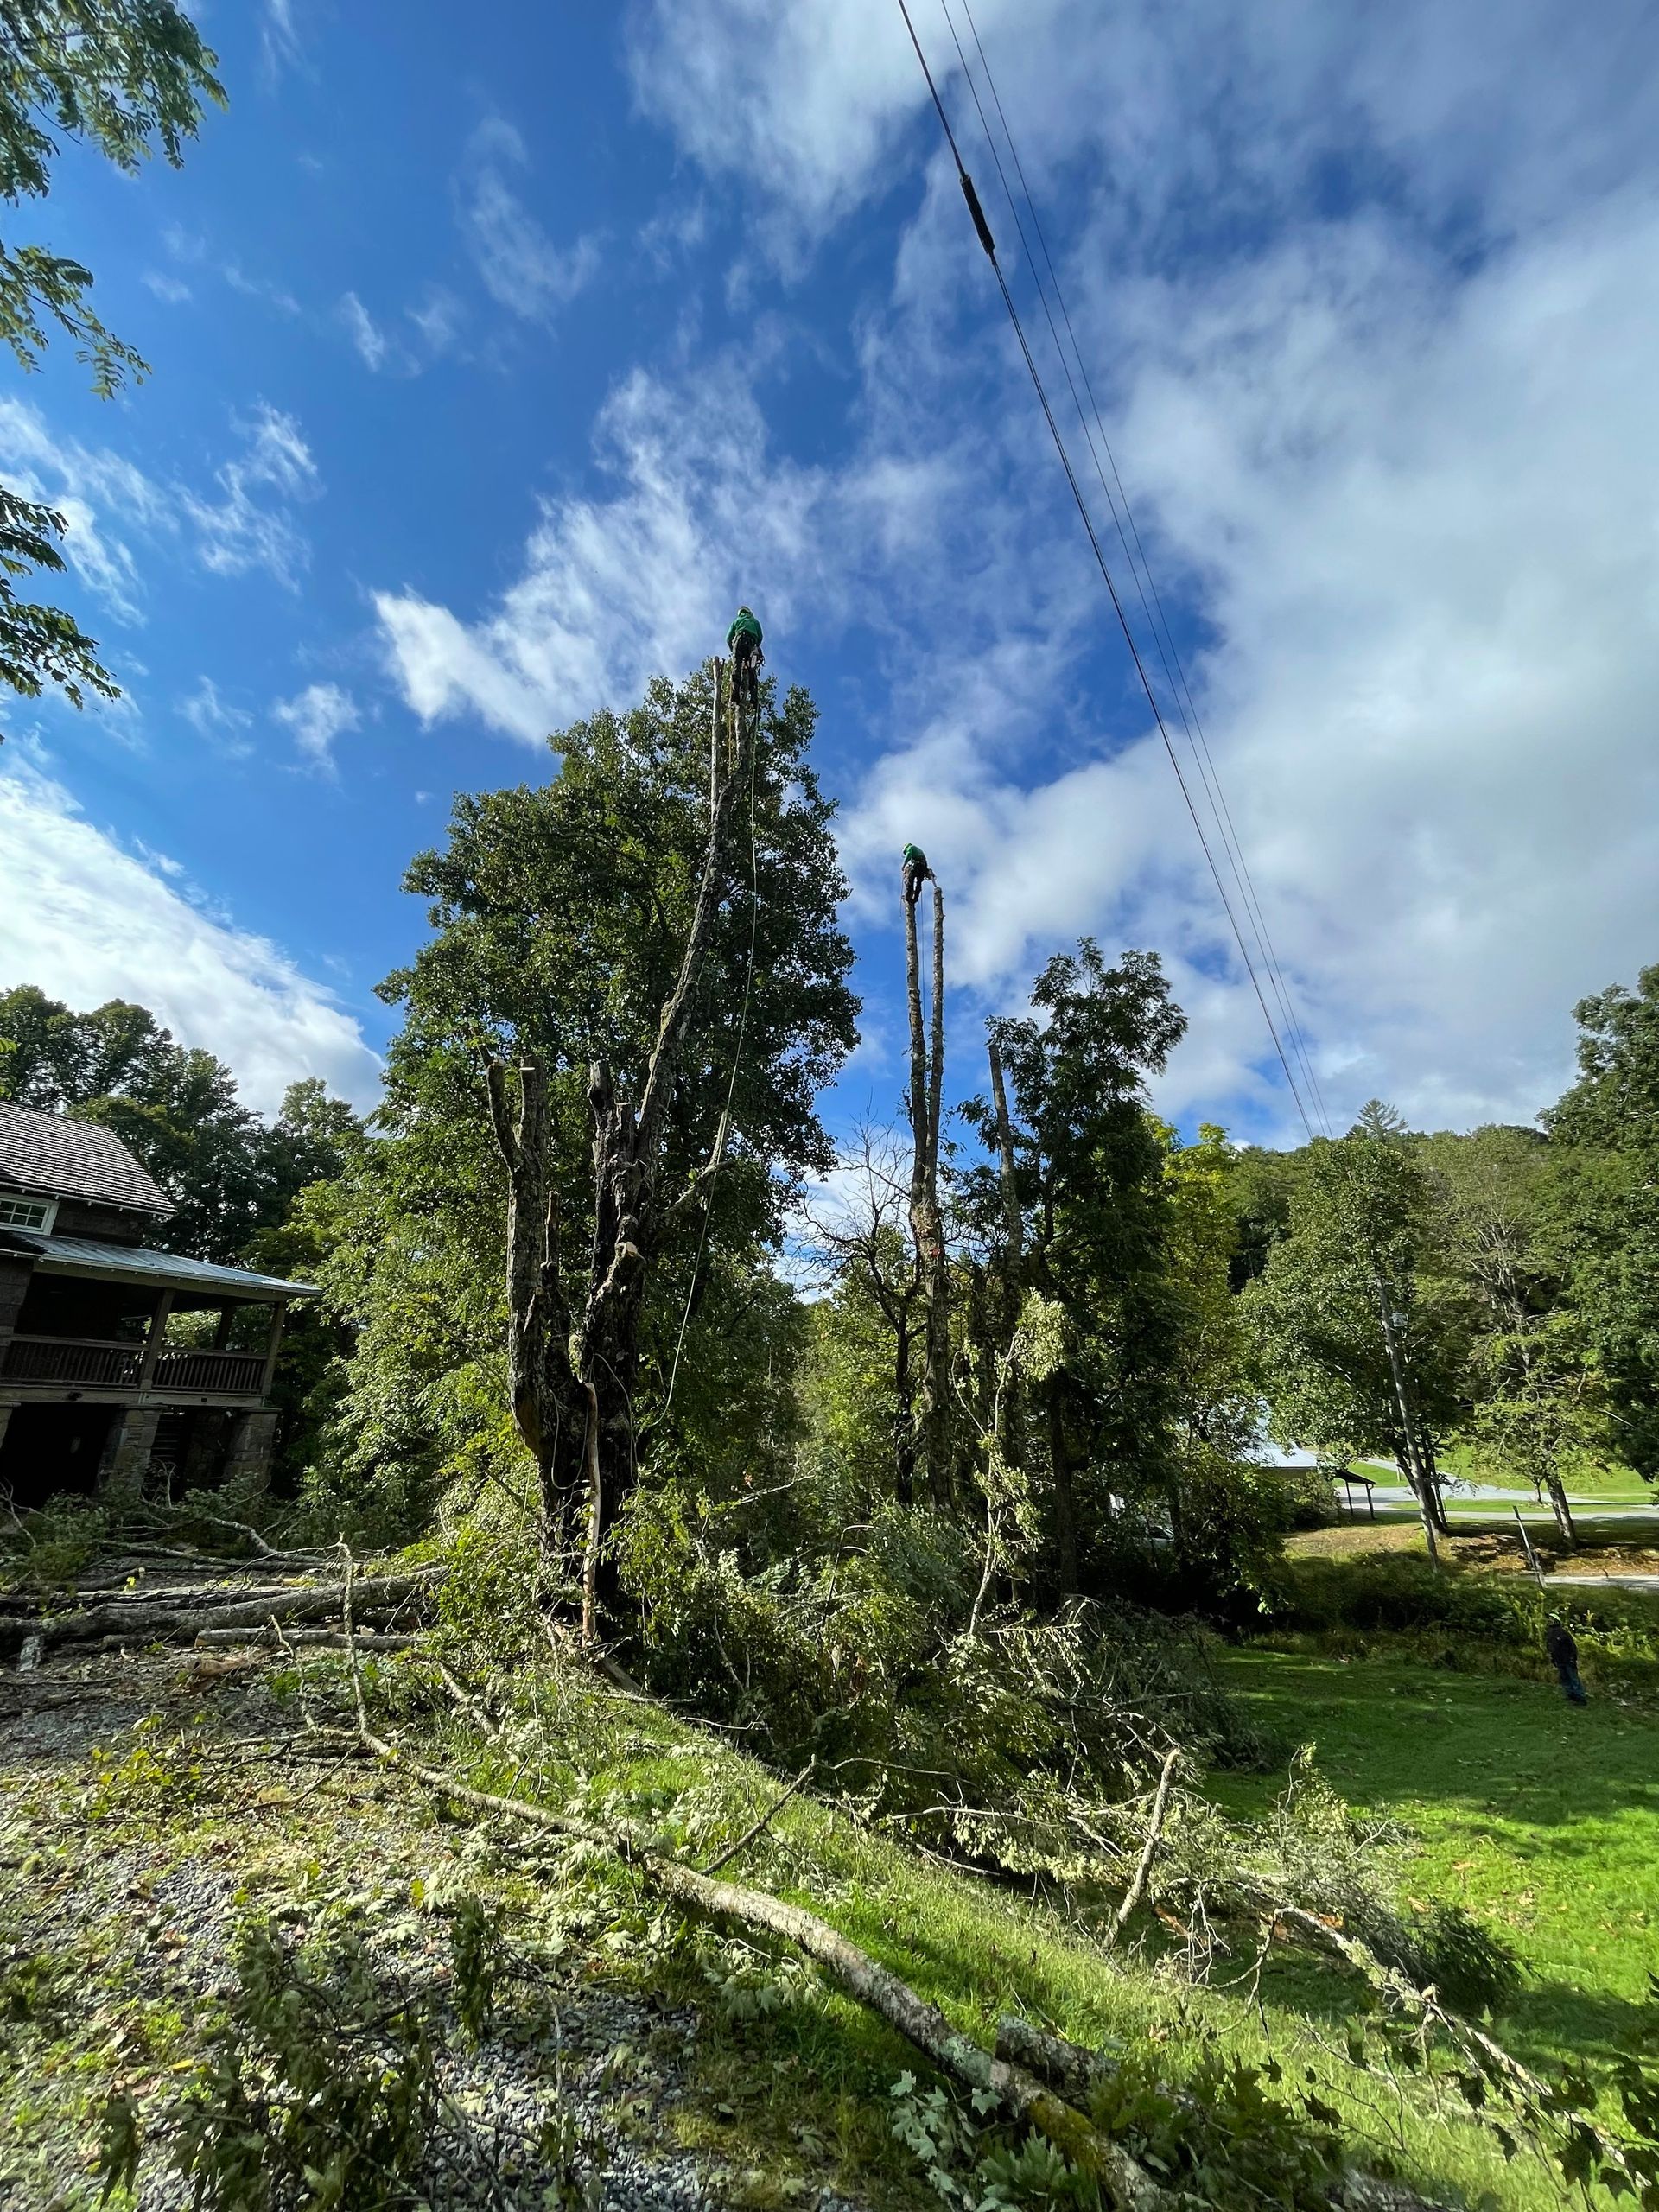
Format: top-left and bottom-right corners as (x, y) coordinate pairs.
(0, 2), (223, 705)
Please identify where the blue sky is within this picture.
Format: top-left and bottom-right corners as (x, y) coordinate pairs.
(3, 0), (1658, 1154)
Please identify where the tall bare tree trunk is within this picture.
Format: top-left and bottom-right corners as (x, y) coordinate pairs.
(904, 880), (950, 1507)
(987, 1032), (1024, 1474)
(987, 1034), (1023, 1280)
(490, 658), (757, 1629)
(485, 1059), (582, 1559)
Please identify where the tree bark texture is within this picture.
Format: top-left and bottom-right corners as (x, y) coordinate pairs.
(903, 882), (951, 1507)
(1045, 1376), (1081, 1596)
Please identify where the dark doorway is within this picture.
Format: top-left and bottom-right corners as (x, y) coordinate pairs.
(0, 1402), (118, 1509)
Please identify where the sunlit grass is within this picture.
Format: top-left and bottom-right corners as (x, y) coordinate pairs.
(1207, 1649), (1659, 2075)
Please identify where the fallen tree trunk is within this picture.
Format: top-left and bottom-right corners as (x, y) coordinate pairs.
(194, 1627), (420, 1651)
(2, 1570), (439, 1655)
(335, 1587), (1163, 2206)
(994, 2018), (1450, 2212)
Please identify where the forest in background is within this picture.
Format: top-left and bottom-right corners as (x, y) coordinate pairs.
(9, 667), (1659, 2209)
(6, 664), (1656, 1627)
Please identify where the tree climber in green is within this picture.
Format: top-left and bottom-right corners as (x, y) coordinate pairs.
(902, 842), (932, 906)
(728, 605), (764, 706)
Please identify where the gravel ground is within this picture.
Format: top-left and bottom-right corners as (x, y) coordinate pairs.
(0, 1643), (870, 2212)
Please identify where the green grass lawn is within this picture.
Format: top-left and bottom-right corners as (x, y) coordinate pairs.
(1207, 1648), (1659, 2075)
(447, 1653), (1655, 2210)
(1361, 1446), (1656, 1512)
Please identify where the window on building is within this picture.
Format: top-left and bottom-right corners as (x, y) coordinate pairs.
(0, 1193), (56, 1232)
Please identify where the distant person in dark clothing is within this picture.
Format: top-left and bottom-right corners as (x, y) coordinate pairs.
(1545, 1614), (1588, 1704)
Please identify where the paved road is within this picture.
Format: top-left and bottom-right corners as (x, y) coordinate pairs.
(1545, 1573), (1659, 1593)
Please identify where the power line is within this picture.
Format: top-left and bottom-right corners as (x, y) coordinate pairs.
(893, 0), (1319, 1141)
(946, 0), (1335, 1138)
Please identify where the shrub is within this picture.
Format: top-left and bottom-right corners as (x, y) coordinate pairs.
(1270, 1552), (1659, 1669)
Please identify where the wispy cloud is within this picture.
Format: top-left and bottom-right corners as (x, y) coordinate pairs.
(272, 680), (359, 773)
(262, 0), (301, 78)
(459, 117), (601, 325)
(142, 270), (192, 306)
(336, 286), (463, 377)
(180, 677), (254, 756)
(186, 404), (321, 588)
(224, 262), (302, 317)
(0, 395), (323, 613)
(339, 290), (388, 371)
(373, 356), (887, 743)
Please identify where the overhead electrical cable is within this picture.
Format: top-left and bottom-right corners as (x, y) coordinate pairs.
(944, 0), (1334, 1137)
(912, 8), (1466, 1534)
(893, 0), (1320, 1140)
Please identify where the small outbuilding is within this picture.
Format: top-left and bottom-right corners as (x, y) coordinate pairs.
(0, 1101), (320, 1507)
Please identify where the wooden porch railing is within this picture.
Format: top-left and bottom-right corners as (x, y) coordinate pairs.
(1, 1337), (265, 1395)
(1, 1336), (143, 1386)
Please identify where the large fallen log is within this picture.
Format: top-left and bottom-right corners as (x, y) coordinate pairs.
(194, 1626), (421, 1650)
(993, 2018), (1451, 2212)
(1, 1569), (439, 1656)
(334, 1561), (1164, 2208)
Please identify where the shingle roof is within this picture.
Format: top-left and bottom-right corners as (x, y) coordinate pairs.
(0, 1101), (171, 1213)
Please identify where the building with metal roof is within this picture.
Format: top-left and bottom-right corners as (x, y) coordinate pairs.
(0, 1103), (318, 1507)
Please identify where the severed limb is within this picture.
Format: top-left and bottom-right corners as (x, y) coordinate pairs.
(334, 1549), (1164, 2209)
(1103, 1746), (1180, 1950)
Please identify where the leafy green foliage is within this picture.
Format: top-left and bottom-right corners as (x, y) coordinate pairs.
(123, 1897), (550, 2211)
(0, 1), (223, 705)
(0, 480), (118, 703)
(1544, 963), (1659, 1483)
(1087, 2047), (1344, 2211)
(1242, 1105), (1471, 1482)
(1274, 1548), (1659, 1666)
(300, 671), (854, 1549)
(973, 2133), (1098, 2211)
(963, 943), (1189, 1596)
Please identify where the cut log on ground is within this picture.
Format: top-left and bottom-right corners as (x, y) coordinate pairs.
(1, 1569), (441, 1656)
(993, 2017), (1451, 2212)
(332, 1553), (1163, 2209)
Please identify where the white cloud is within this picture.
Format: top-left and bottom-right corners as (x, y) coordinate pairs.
(340, 287), (461, 377)
(628, 0), (1659, 258)
(262, 0), (301, 76)
(272, 681), (359, 773)
(224, 263), (302, 317)
(180, 676), (254, 755)
(185, 404), (321, 588)
(406, 286), (463, 357)
(0, 753), (380, 1116)
(340, 290), (388, 371)
(142, 270), (192, 306)
(372, 355), (906, 742)
(0, 396), (168, 625)
(459, 117), (601, 324)
(0, 396), (322, 612)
